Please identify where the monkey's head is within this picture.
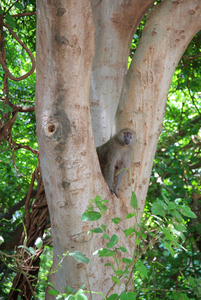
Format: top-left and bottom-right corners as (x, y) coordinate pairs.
(123, 131), (133, 145)
(118, 128), (136, 146)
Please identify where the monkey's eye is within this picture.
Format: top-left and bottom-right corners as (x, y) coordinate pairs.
(125, 132), (131, 138)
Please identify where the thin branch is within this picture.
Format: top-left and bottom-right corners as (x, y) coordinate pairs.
(13, 105), (35, 112)
(12, 12), (36, 18)
(0, 111), (18, 141)
(0, 22), (35, 81)
(13, 143), (38, 155)
(4, 0), (19, 15)
(183, 52), (201, 61)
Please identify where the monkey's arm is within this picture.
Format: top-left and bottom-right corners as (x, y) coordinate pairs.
(114, 168), (126, 197)
(114, 157), (131, 197)
(97, 140), (116, 195)
(103, 160), (115, 195)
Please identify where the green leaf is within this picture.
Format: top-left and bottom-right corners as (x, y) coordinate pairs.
(28, 247), (35, 254)
(163, 228), (175, 241)
(120, 291), (136, 300)
(69, 251), (90, 263)
(110, 234), (118, 244)
(90, 227), (103, 233)
(130, 191), (138, 209)
(94, 196), (108, 214)
(179, 206), (197, 218)
(103, 233), (110, 240)
(135, 238), (141, 245)
(164, 242), (175, 257)
(96, 203), (108, 214)
(105, 262), (114, 268)
(161, 193), (169, 203)
(124, 228), (135, 237)
(77, 291), (88, 300)
(112, 276), (120, 287)
(126, 292), (136, 300)
(101, 224), (107, 231)
(107, 234), (118, 248)
(112, 217), (121, 224)
(115, 268), (123, 276)
(167, 202), (176, 210)
(136, 261), (148, 279)
(67, 296), (76, 300)
(188, 276), (197, 288)
(120, 291), (128, 300)
(35, 237), (43, 249)
(48, 289), (60, 295)
(0, 103), (12, 113)
(97, 248), (114, 257)
(81, 211), (102, 221)
(14, 2), (24, 10)
(174, 223), (186, 232)
(152, 201), (166, 217)
(65, 286), (76, 294)
(5, 14), (16, 28)
(48, 282), (55, 288)
(93, 195), (101, 201)
(119, 247), (127, 253)
(171, 210), (183, 223)
(106, 294), (118, 300)
(126, 213), (136, 219)
(122, 258), (132, 264)
(141, 233), (147, 239)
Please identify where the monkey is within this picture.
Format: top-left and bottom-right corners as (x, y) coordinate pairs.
(96, 128), (136, 198)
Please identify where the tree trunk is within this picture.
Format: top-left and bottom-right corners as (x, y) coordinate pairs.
(35, 0), (201, 298)
(90, 0), (155, 145)
(35, 0), (98, 297)
(117, 0), (201, 214)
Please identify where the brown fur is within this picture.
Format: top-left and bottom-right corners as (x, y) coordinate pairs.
(96, 128), (136, 197)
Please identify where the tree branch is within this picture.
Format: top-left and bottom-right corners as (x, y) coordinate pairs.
(0, 22), (35, 81)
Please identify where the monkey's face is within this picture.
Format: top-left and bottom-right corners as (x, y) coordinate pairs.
(124, 132), (133, 145)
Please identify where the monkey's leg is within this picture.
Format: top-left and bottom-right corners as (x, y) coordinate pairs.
(103, 163), (115, 196)
(114, 168), (127, 197)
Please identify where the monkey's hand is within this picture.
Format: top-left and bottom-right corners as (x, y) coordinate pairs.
(113, 190), (119, 198)
(110, 188), (119, 198)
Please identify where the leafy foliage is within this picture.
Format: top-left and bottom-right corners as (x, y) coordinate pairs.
(143, 31), (201, 299)
(79, 195), (200, 299)
(0, 1), (39, 297)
